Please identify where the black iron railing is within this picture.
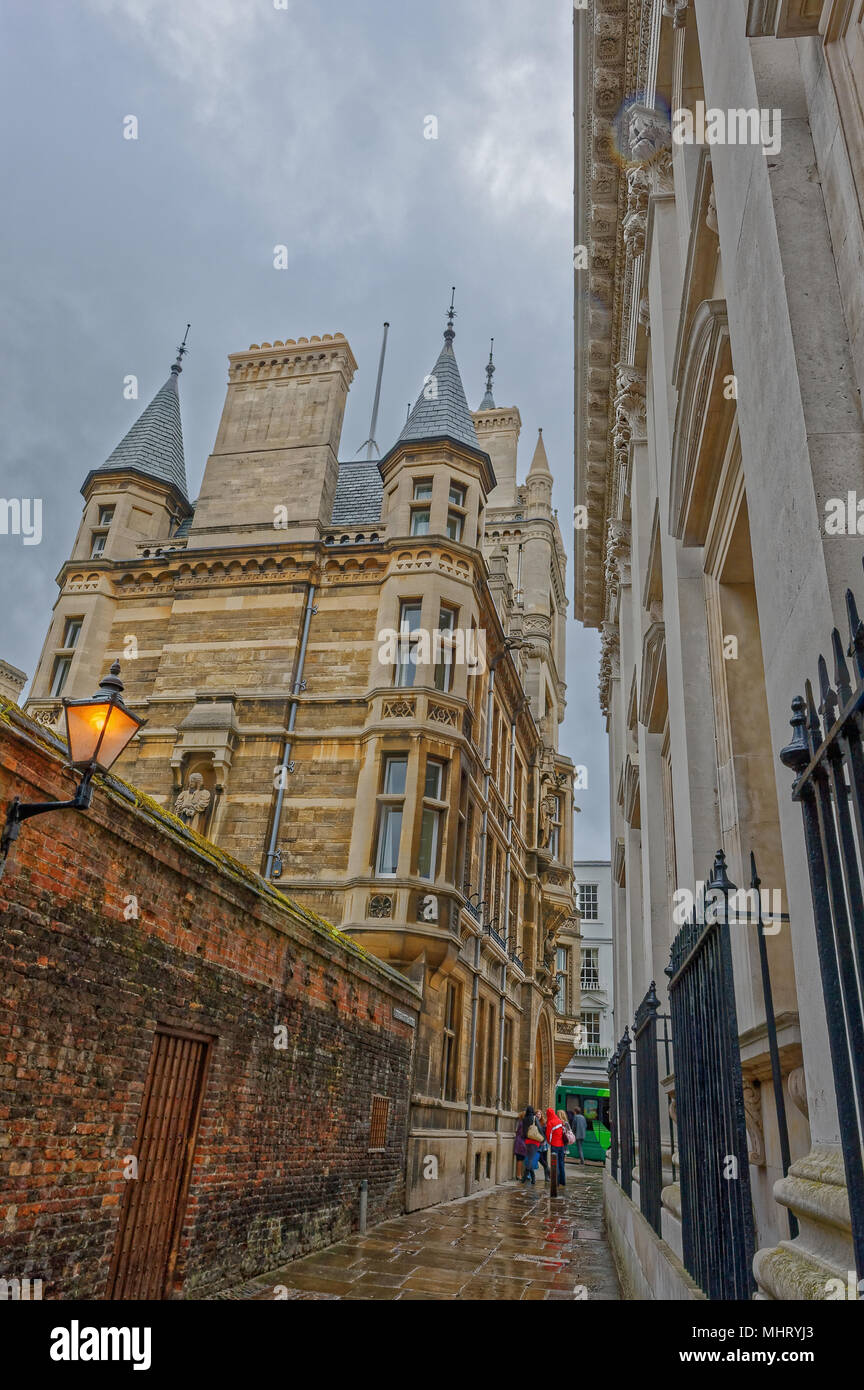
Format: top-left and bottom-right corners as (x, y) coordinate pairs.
(666, 851), (755, 1300)
(610, 1028), (635, 1199)
(633, 982), (663, 1235)
(780, 585), (864, 1278)
(608, 1052), (620, 1183)
(749, 852), (797, 1240)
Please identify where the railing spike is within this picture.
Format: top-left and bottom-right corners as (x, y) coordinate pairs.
(804, 678), (822, 754)
(846, 588), (864, 679)
(832, 626), (853, 707)
(749, 850), (760, 891)
(817, 653), (838, 735)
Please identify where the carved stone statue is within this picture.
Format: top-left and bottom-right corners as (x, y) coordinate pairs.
(742, 1079), (765, 1165)
(538, 790), (557, 848)
(174, 772), (212, 831)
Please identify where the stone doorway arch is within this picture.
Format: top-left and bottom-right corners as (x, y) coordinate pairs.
(533, 1010), (555, 1112)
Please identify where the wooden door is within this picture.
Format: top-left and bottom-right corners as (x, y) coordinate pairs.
(106, 1028), (210, 1300)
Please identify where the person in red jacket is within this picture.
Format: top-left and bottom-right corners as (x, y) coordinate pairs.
(546, 1107), (567, 1187)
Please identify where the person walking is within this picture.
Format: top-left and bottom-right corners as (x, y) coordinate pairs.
(520, 1106), (542, 1185)
(536, 1108), (550, 1181)
(572, 1106), (588, 1164)
(514, 1110), (529, 1182)
(547, 1107), (567, 1187)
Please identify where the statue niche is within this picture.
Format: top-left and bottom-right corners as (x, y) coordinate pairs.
(173, 770), (213, 835)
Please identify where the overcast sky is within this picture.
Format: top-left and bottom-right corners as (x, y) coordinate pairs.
(0, 0), (610, 860)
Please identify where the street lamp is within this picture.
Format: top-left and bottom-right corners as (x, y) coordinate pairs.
(0, 661), (144, 880)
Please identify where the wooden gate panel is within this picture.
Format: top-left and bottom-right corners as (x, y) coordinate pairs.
(106, 1029), (210, 1300)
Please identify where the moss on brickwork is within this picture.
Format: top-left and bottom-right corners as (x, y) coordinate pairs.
(0, 698), (413, 992)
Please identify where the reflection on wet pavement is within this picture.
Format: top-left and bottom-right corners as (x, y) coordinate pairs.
(225, 1162), (621, 1301)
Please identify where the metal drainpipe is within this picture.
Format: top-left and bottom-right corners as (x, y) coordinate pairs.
(264, 583), (317, 879)
(466, 660), (497, 1134)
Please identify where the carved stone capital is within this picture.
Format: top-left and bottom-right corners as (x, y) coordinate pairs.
(662, 0), (689, 27)
(598, 620), (621, 717)
(614, 362), (647, 437)
(627, 104), (673, 170)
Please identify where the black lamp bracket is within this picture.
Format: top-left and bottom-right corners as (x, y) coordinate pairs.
(0, 768), (95, 881)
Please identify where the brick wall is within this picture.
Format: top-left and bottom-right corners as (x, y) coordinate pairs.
(0, 705), (419, 1299)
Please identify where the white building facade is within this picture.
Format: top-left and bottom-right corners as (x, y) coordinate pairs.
(575, 0), (864, 1299)
(559, 864), (614, 1088)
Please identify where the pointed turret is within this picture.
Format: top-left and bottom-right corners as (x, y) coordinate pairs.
(86, 337), (189, 503)
(378, 294), (496, 544)
(387, 292), (483, 459)
(528, 427), (553, 479)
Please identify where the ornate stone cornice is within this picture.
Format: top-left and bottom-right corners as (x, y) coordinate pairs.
(574, 0), (669, 633)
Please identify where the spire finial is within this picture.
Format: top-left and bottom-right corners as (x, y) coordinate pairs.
(479, 336), (496, 410)
(444, 286), (456, 344)
(171, 323), (191, 376)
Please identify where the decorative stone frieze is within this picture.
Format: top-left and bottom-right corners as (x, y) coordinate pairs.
(427, 703), (457, 727)
(382, 699), (415, 719)
(28, 704), (62, 728)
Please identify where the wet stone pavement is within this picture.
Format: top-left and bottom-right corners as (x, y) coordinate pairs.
(227, 1162), (621, 1301)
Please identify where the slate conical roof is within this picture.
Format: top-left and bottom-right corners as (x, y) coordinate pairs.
(395, 320), (482, 453)
(94, 358), (188, 501)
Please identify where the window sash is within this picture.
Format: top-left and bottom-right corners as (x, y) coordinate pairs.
(448, 482), (466, 507)
(50, 657), (71, 697)
(580, 948), (599, 987)
(424, 759), (444, 800)
(62, 619), (82, 648)
(580, 1011), (601, 1046)
(376, 805), (403, 876)
(446, 511), (463, 541)
(410, 508), (430, 536)
(579, 883), (598, 919)
(90, 533), (106, 557)
(418, 806), (440, 880)
(383, 756), (408, 796)
(413, 480), (433, 501)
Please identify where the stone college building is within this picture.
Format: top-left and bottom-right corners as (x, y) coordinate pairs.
(24, 312), (578, 1212)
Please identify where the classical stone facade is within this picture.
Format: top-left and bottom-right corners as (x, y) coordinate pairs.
(575, 1), (863, 1297)
(26, 317), (576, 1212)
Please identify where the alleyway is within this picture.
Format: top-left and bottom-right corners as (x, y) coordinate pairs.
(225, 1162), (621, 1301)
